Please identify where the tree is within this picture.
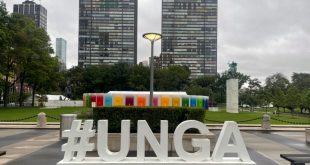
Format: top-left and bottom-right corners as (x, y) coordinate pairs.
(300, 90), (310, 114)
(239, 78), (263, 111)
(128, 64), (149, 91)
(292, 73), (310, 90)
(155, 65), (190, 91)
(265, 73), (290, 92)
(265, 73), (290, 111)
(285, 85), (301, 116)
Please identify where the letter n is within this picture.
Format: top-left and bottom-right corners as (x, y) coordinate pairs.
(137, 120), (168, 161)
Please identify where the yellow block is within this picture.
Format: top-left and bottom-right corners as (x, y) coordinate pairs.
(161, 96), (170, 107)
(172, 97), (181, 107)
(113, 96), (123, 106)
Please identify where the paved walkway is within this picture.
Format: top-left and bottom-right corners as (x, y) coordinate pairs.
(0, 129), (310, 165)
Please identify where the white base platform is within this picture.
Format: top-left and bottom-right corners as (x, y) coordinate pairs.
(57, 157), (256, 165)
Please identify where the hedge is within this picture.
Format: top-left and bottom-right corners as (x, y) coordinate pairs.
(92, 107), (206, 133)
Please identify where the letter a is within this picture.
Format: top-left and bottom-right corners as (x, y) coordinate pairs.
(212, 121), (251, 162)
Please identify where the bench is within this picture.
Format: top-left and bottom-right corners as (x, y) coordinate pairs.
(0, 151), (6, 156)
(280, 154), (310, 165)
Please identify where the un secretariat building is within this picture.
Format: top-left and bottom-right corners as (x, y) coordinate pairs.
(78, 0), (217, 78)
(161, 0), (218, 78)
(78, 0), (138, 66)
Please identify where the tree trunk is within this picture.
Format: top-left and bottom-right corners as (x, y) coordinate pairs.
(32, 85), (36, 107)
(19, 72), (25, 107)
(3, 73), (10, 107)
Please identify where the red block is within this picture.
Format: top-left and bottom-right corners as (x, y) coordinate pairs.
(91, 95), (97, 103)
(96, 95), (104, 107)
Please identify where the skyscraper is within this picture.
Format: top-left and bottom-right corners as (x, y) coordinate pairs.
(56, 38), (67, 71)
(161, 0), (218, 78)
(78, 0), (138, 66)
(13, 0), (47, 30)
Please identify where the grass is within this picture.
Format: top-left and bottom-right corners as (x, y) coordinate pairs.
(0, 107), (88, 122)
(0, 106), (309, 125)
(205, 110), (310, 125)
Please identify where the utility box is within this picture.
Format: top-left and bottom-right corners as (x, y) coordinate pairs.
(60, 114), (77, 140)
(306, 128), (310, 144)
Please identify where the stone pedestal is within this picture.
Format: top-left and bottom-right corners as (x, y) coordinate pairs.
(37, 112), (47, 128)
(226, 79), (239, 113)
(261, 114), (271, 130)
(306, 128), (310, 144)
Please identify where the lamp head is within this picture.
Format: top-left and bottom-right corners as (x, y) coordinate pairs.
(143, 33), (162, 42)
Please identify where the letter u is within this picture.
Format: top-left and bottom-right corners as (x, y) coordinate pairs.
(97, 120), (130, 162)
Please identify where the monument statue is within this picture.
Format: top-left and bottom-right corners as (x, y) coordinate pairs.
(228, 61), (237, 78)
(65, 80), (72, 100)
(227, 61), (239, 113)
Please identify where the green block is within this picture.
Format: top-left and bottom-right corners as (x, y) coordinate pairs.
(197, 98), (204, 108)
(86, 95), (91, 108)
(182, 97), (189, 107)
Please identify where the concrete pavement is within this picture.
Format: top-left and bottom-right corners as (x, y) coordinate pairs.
(0, 127), (310, 165)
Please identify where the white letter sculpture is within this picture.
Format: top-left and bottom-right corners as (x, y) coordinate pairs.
(97, 120), (130, 161)
(137, 120), (168, 161)
(174, 120), (210, 162)
(57, 120), (256, 165)
(212, 121), (251, 162)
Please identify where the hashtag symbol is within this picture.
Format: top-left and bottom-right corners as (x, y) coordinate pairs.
(61, 120), (95, 162)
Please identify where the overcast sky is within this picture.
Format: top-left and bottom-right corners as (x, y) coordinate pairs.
(3, 0), (310, 82)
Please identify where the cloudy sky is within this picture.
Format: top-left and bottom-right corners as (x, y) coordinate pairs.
(3, 0), (310, 82)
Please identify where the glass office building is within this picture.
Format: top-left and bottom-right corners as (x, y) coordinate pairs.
(56, 38), (67, 71)
(161, 0), (218, 78)
(78, 0), (138, 66)
(13, 0), (47, 31)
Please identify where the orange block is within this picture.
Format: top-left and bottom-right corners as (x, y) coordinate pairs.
(137, 96), (147, 107)
(172, 97), (181, 107)
(161, 96), (170, 107)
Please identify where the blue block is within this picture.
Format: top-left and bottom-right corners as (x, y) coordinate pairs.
(190, 97), (197, 107)
(105, 95), (113, 107)
(203, 98), (209, 110)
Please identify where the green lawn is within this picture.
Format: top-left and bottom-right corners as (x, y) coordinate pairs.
(0, 107), (88, 122)
(0, 107), (309, 125)
(205, 110), (310, 125)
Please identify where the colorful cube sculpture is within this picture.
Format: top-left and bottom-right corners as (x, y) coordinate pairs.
(182, 97), (190, 107)
(197, 97), (204, 108)
(96, 95), (104, 107)
(83, 93), (209, 109)
(161, 96), (170, 107)
(203, 97), (209, 110)
(85, 94), (91, 108)
(172, 97), (181, 107)
(105, 95), (113, 107)
(153, 96), (159, 107)
(190, 96), (197, 107)
(113, 95), (124, 106)
(125, 96), (134, 106)
(137, 96), (147, 107)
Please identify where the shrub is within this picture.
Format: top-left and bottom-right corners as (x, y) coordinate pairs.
(92, 107), (206, 133)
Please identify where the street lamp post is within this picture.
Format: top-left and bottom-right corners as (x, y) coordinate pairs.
(143, 33), (162, 107)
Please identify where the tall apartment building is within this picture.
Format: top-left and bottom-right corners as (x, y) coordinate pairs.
(56, 38), (67, 71)
(13, 0), (47, 30)
(161, 0), (218, 78)
(78, 0), (138, 66)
